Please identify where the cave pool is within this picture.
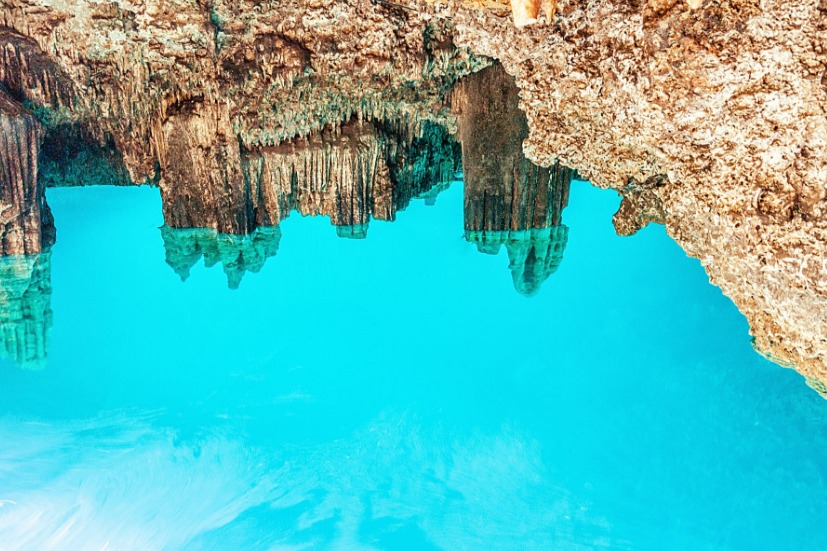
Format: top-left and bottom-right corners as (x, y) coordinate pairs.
(1, 181), (826, 550)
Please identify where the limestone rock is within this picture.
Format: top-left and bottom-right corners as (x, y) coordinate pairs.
(2, 0), (826, 385)
(446, 0), (827, 382)
(457, 63), (572, 295)
(0, 88), (53, 255)
(165, 118), (459, 235)
(160, 119), (460, 285)
(1, 0), (480, 186)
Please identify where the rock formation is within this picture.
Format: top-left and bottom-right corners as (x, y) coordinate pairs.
(159, 116), (459, 234)
(160, 115), (460, 232)
(235, 119), (459, 234)
(0, 249), (52, 369)
(440, 0), (827, 381)
(469, 227), (570, 296)
(161, 119), (459, 286)
(1, 0), (825, 384)
(0, 88), (54, 255)
(456, 64), (572, 296)
(0, 0), (479, 216)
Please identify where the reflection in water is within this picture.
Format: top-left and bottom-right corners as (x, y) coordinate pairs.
(454, 64), (573, 296)
(160, 226), (282, 290)
(1, 63), (573, 373)
(468, 227), (569, 297)
(160, 119), (460, 285)
(158, 65), (574, 294)
(0, 250), (52, 369)
(3, 180), (827, 550)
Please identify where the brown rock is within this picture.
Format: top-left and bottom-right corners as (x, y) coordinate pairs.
(1, 0), (825, 387)
(447, 0), (827, 381)
(0, 88), (53, 255)
(456, 63), (573, 296)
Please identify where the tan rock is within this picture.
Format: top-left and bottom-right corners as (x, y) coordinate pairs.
(1, 0), (826, 391)
(447, 0), (827, 384)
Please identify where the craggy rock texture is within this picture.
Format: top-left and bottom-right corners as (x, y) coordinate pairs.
(1, 0), (825, 383)
(161, 120), (459, 287)
(0, 0), (478, 197)
(444, 0), (827, 380)
(456, 64), (572, 295)
(160, 117), (459, 233)
(159, 119), (459, 288)
(0, 89), (53, 255)
(0, 249), (52, 369)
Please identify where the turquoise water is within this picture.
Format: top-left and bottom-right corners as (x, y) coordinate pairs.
(1, 182), (826, 550)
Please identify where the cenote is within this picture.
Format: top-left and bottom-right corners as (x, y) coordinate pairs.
(0, 174), (826, 549)
(1, 66), (827, 550)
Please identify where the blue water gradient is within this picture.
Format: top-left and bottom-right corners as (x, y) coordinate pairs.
(0, 182), (825, 550)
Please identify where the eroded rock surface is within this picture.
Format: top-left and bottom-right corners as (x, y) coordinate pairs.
(456, 64), (572, 296)
(1, 0), (478, 190)
(0, 88), (53, 255)
(160, 117), (459, 233)
(444, 0), (827, 380)
(161, 119), (459, 286)
(1, 0), (825, 383)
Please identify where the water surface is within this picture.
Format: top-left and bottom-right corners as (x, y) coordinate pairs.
(0, 182), (826, 550)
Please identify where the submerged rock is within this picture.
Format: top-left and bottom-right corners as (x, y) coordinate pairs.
(0, 250), (52, 369)
(159, 119), (459, 284)
(467, 227), (569, 296)
(160, 225), (282, 290)
(456, 63), (573, 296)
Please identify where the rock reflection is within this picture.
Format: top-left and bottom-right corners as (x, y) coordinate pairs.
(161, 119), (460, 287)
(0, 250), (52, 369)
(160, 226), (281, 290)
(454, 64), (573, 296)
(0, 90), (55, 256)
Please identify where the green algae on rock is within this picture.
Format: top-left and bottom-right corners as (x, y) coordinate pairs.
(467, 227), (569, 296)
(456, 63), (573, 296)
(160, 225), (281, 290)
(0, 250), (52, 369)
